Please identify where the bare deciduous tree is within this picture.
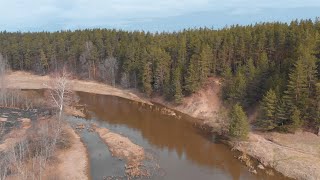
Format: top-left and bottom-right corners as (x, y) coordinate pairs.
(0, 122), (4, 139)
(0, 53), (8, 89)
(103, 57), (118, 87)
(1, 119), (66, 179)
(45, 67), (72, 122)
(120, 72), (130, 88)
(44, 67), (73, 158)
(0, 152), (9, 180)
(0, 53), (9, 106)
(7, 139), (29, 180)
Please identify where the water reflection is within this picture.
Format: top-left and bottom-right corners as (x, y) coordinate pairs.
(77, 92), (288, 180)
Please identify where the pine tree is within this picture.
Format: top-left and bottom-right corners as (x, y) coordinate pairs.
(24, 49), (32, 70)
(315, 83), (320, 124)
(289, 106), (303, 132)
(246, 58), (256, 80)
(257, 52), (269, 73)
(275, 98), (289, 126)
(185, 55), (199, 94)
(199, 44), (212, 82)
(142, 62), (152, 97)
(229, 70), (247, 104)
(285, 58), (308, 112)
(259, 89), (278, 130)
(229, 104), (250, 139)
(173, 68), (183, 104)
(39, 49), (48, 73)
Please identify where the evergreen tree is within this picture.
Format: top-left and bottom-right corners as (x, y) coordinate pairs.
(199, 44), (212, 82)
(259, 89), (278, 130)
(39, 49), (48, 73)
(285, 58), (308, 114)
(275, 98), (289, 126)
(228, 70), (247, 104)
(229, 104), (250, 139)
(315, 83), (320, 124)
(185, 55), (199, 94)
(289, 106), (303, 132)
(142, 62), (152, 97)
(246, 58), (257, 80)
(173, 68), (183, 104)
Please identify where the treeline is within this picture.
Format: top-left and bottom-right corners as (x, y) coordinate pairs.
(1, 18), (320, 131)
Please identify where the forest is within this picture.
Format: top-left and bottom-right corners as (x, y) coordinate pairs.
(1, 18), (320, 133)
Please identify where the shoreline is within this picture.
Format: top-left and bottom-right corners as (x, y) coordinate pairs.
(6, 71), (320, 180)
(6, 71), (152, 105)
(54, 125), (89, 180)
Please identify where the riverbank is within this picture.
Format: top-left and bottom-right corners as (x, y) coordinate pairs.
(0, 107), (89, 180)
(233, 131), (320, 180)
(6, 71), (320, 179)
(54, 126), (89, 180)
(152, 77), (320, 179)
(6, 71), (151, 105)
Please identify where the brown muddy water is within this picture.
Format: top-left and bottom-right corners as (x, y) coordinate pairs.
(68, 92), (289, 180)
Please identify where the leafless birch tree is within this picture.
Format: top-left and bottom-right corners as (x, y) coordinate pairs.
(103, 57), (118, 87)
(0, 53), (8, 105)
(120, 72), (130, 88)
(45, 67), (72, 122)
(0, 152), (9, 180)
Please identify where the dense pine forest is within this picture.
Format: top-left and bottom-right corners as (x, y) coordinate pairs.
(1, 19), (320, 132)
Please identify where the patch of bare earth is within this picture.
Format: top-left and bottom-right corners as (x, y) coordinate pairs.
(152, 77), (222, 121)
(95, 127), (149, 178)
(234, 132), (320, 180)
(6, 71), (151, 105)
(53, 126), (89, 180)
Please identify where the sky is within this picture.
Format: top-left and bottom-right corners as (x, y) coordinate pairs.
(0, 0), (319, 32)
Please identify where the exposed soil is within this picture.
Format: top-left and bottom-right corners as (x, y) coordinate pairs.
(152, 77), (222, 121)
(54, 126), (89, 180)
(234, 132), (320, 180)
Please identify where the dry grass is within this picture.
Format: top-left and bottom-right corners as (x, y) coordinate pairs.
(64, 106), (86, 118)
(6, 71), (151, 105)
(53, 126), (88, 180)
(95, 127), (149, 178)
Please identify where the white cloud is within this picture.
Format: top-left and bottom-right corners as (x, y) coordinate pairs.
(0, 0), (319, 31)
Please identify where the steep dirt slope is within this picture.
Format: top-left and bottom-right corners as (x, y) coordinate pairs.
(152, 77), (222, 121)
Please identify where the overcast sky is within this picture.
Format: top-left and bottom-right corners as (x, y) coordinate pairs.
(0, 0), (319, 32)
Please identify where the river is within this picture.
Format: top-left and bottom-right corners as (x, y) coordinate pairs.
(67, 92), (288, 180)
